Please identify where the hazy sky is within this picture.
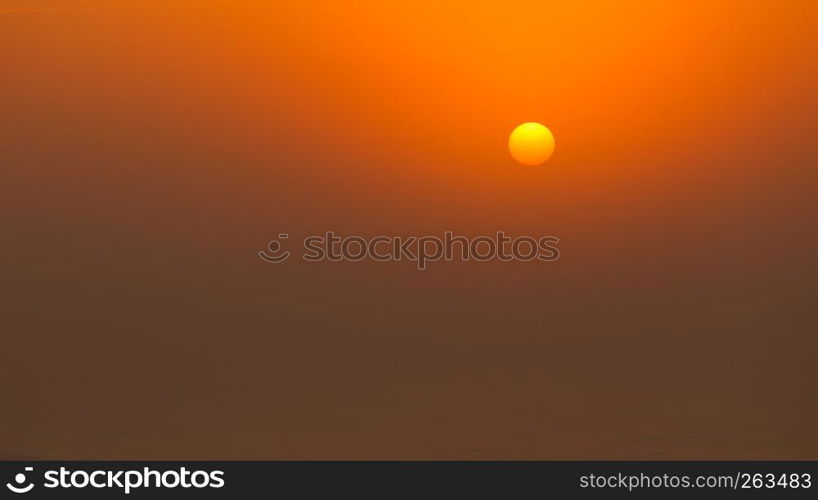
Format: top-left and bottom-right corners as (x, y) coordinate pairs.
(2, 0), (817, 459)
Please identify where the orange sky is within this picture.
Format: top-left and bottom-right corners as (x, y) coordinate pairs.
(4, 0), (817, 231)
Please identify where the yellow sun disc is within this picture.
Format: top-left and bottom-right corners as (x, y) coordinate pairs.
(508, 122), (555, 166)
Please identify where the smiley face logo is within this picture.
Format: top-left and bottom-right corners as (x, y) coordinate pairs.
(6, 467), (34, 494)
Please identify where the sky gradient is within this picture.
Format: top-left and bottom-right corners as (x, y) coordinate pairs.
(2, 0), (817, 459)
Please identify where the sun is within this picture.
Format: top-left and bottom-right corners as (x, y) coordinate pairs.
(508, 122), (555, 166)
